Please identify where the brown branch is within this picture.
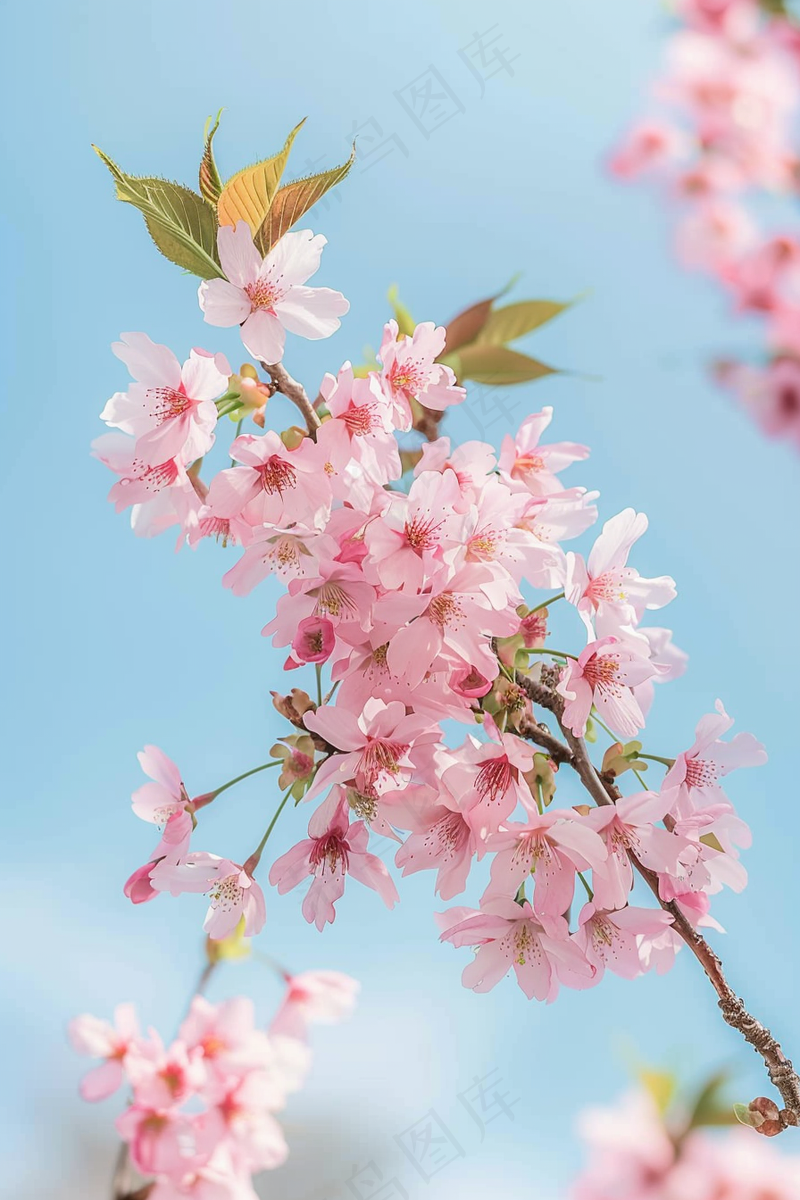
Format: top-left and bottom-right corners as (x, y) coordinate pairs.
(515, 669), (800, 1132)
(260, 360), (321, 438)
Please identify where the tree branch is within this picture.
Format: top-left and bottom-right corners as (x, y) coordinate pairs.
(515, 669), (800, 1132)
(260, 360), (321, 438)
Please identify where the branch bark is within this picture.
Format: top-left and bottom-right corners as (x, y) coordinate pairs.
(260, 360), (321, 437)
(515, 670), (800, 1132)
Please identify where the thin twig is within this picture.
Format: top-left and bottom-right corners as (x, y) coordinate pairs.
(260, 360), (321, 437)
(515, 669), (800, 1131)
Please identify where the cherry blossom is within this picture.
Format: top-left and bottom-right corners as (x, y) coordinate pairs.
(557, 637), (656, 738)
(199, 222), (349, 364)
(439, 897), (595, 1000)
(269, 790), (398, 929)
(151, 854), (266, 939)
(101, 333), (228, 466)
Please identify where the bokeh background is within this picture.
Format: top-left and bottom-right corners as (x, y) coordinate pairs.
(3, 0), (800, 1195)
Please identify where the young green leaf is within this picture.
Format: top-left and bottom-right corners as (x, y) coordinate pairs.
(475, 299), (572, 346)
(456, 344), (557, 385)
(199, 109), (224, 204)
(217, 118), (306, 235)
(443, 297), (494, 354)
(256, 143), (356, 254)
(93, 146), (224, 279)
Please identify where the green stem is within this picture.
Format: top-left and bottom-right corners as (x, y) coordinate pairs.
(530, 590), (566, 613)
(577, 871), (594, 900)
(203, 761), (281, 804)
(315, 662), (323, 707)
(528, 647), (578, 661)
(245, 785), (294, 874)
(639, 752), (676, 769)
(216, 397), (243, 418)
(229, 417), (243, 466)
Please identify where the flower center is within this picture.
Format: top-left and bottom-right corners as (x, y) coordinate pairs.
(309, 833), (348, 876)
(209, 873), (242, 912)
(387, 359), (425, 396)
(475, 755), (514, 804)
(425, 811), (467, 858)
(404, 514), (443, 553)
(314, 581), (357, 620)
(684, 756), (719, 789)
(244, 279), (281, 312)
(586, 570), (628, 606)
(582, 653), (622, 694)
(356, 739), (407, 790)
(427, 592), (463, 629)
(342, 403), (378, 436)
(198, 516), (235, 547)
(146, 385), (192, 424)
(258, 456), (297, 496)
(513, 452), (546, 476)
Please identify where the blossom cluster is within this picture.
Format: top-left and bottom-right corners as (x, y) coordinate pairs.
(94, 215), (767, 1007)
(70, 971), (358, 1199)
(572, 1083), (800, 1199)
(609, 0), (800, 451)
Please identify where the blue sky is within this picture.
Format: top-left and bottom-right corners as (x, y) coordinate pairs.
(3, 0), (800, 1196)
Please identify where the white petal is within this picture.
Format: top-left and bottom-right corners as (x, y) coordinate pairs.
(217, 221), (262, 286)
(277, 286), (349, 340)
(241, 309), (285, 363)
(112, 332), (181, 388)
(264, 229), (327, 286)
(198, 278), (251, 327)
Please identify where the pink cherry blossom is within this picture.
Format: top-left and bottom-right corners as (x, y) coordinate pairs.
(442, 717), (535, 840)
(101, 333), (228, 466)
(364, 468), (466, 591)
(571, 903), (675, 983)
(662, 699), (767, 818)
(585, 792), (693, 911)
(608, 120), (687, 179)
(484, 810), (608, 916)
(498, 408), (589, 496)
(69, 1003), (141, 1101)
(558, 637), (656, 739)
(303, 698), (439, 801)
(565, 509), (677, 637)
(151, 854), (266, 939)
(290, 615), (335, 665)
(270, 970), (360, 1041)
(376, 319), (465, 430)
(439, 896), (594, 1000)
(393, 782), (479, 900)
(205, 431), (329, 527)
(268, 790), (399, 929)
(132, 745), (190, 825)
(199, 222), (349, 364)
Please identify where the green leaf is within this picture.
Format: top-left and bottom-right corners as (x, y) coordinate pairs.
(443, 297), (494, 353)
(217, 118), (306, 235)
(199, 109), (224, 204)
(639, 1067), (678, 1116)
(387, 284), (416, 337)
(93, 146), (224, 279)
(686, 1072), (737, 1129)
(257, 143), (356, 254)
(455, 344), (557, 386)
(475, 299), (572, 346)
(442, 275), (522, 354)
(733, 1102), (764, 1129)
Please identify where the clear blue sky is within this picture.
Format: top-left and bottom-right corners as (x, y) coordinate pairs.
(3, 1), (800, 1196)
